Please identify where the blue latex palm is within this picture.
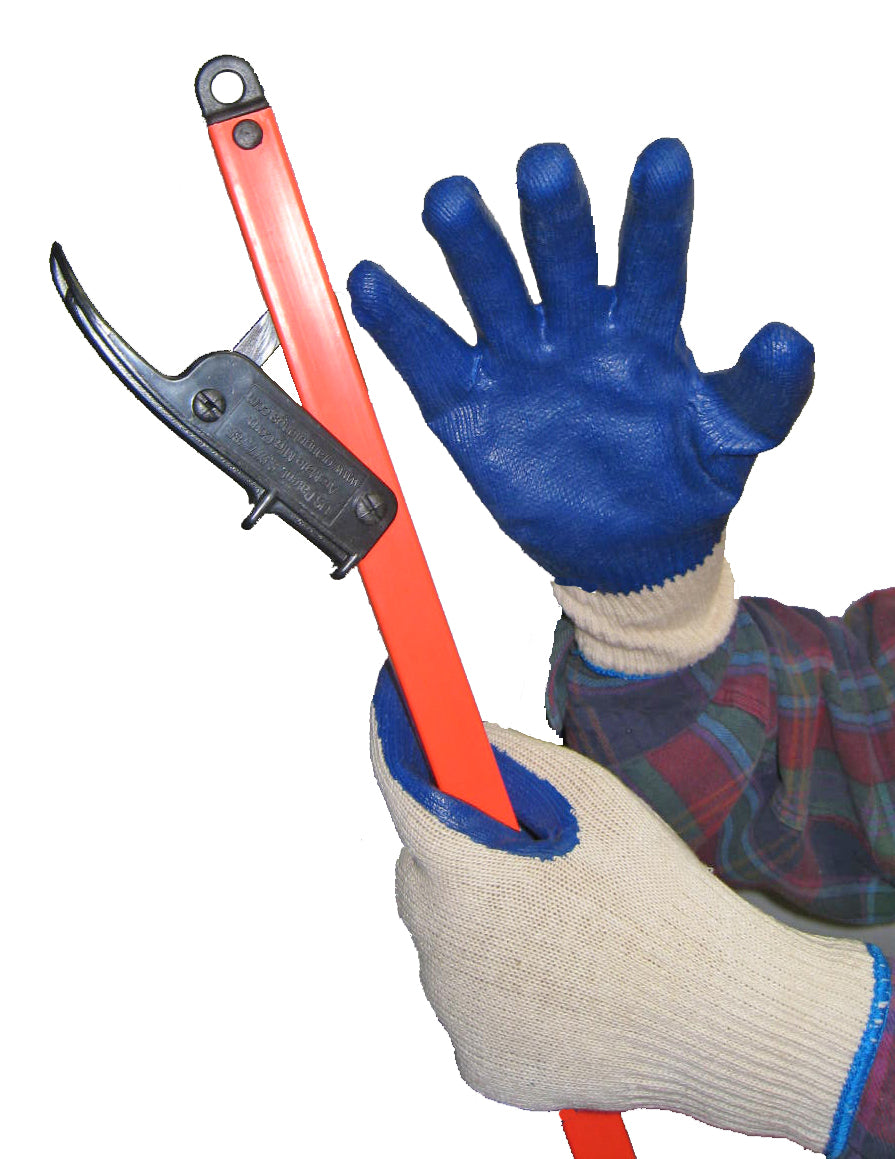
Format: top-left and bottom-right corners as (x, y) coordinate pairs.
(348, 139), (813, 593)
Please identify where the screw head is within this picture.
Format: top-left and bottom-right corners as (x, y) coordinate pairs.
(355, 492), (387, 524)
(233, 119), (263, 149)
(192, 388), (226, 422)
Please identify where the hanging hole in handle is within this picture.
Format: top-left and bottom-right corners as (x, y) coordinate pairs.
(195, 55), (268, 124)
(210, 70), (245, 104)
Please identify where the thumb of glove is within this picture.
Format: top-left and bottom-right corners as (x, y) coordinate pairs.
(698, 321), (814, 458)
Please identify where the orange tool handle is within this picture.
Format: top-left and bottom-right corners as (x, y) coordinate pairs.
(200, 61), (634, 1159)
(207, 102), (517, 829)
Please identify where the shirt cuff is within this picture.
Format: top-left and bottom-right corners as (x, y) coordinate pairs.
(552, 538), (737, 676)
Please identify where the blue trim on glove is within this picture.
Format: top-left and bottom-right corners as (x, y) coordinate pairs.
(577, 653), (661, 682)
(826, 944), (891, 1157)
(374, 665), (579, 860)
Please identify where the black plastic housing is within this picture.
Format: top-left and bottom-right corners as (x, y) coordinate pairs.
(50, 244), (397, 577)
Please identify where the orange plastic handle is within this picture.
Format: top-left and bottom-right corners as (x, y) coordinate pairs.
(205, 97), (634, 1159)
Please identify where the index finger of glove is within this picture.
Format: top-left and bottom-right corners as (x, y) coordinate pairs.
(517, 143), (600, 334)
(423, 176), (537, 352)
(347, 260), (476, 422)
(615, 138), (694, 345)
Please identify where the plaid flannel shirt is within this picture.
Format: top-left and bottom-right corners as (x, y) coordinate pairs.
(547, 588), (895, 1155)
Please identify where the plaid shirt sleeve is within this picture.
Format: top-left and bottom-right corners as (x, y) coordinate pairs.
(547, 590), (895, 1154)
(547, 587), (895, 925)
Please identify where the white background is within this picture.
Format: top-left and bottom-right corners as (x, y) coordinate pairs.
(4, 3), (893, 1157)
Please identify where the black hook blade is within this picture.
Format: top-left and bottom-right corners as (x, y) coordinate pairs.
(50, 244), (397, 577)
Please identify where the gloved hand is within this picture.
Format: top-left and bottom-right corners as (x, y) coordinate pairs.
(371, 664), (886, 1153)
(348, 139), (813, 595)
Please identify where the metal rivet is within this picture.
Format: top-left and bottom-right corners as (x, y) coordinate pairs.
(233, 119), (263, 150)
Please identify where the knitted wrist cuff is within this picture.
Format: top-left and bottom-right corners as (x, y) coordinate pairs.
(552, 538), (737, 676)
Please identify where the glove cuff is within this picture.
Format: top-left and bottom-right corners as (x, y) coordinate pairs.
(552, 538), (736, 676)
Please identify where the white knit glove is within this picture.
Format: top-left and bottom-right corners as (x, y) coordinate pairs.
(553, 537), (737, 675)
(370, 670), (886, 1153)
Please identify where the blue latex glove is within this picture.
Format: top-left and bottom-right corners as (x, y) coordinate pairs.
(347, 139), (814, 594)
